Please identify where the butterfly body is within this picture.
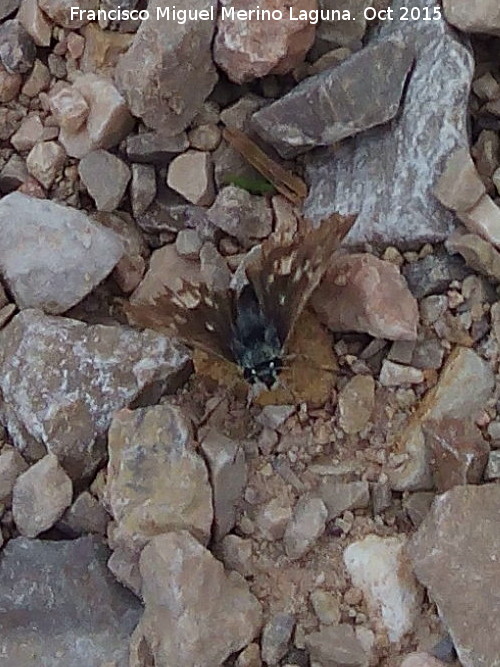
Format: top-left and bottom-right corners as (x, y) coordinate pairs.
(126, 212), (356, 389)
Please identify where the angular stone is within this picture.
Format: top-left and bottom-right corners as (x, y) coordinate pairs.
(283, 495), (328, 560)
(0, 62), (22, 102)
(21, 59), (50, 97)
(446, 232), (500, 282)
(214, 0), (316, 84)
(422, 417), (489, 492)
(18, 0), (52, 47)
(131, 163), (156, 217)
(0, 19), (36, 74)
(175, 228), (203, 259)
(390, 347), (495, 491)
(312, 254), (418, 340)
(38, 0), (99, 28)
(484, 450), (500, 480)
(0, 309), (190, 478)
(80, 22), (132, 75)
(305, 624), (368, 667)
(131, 531), (262, 665)
(13, 453), (72, 537)
(106, 405), (212, 549)
(443, 0), (500, 35)
(207, 185), (273, 248)
(78, 149), (131, 212)
(411, 484), (500, 667)
(0, 536), (142, 665)
(49, 86), (90, 133)
(0, 154), (28, 193)
(261, 613), (295, 666)
(26, 140), (66, 189)
(58, 490), (109, 537)
(458, 194), (500, 249)
(0, 446), (28, 505)
(338, 375), (375, 434)
(115, 0), (218, 134)
(201, 429), (247, 541)
(344, 535), (422, 642)
(402, 252), (469, 298)
(253, 39), (414, 158)
(304, 1), (474, 248)
(318, 480), (370, 520)
(0, 192), (124, 313)
(125, 130), (189, 164)
(0, 0), (20, 21)
(433, 147), (486, 213)
(167, 150), (215, 206)
(379, 360), (424, 386)
(58, 74), (134, 159)
(254, 497), (292, 541)
(10, 114), (44, 151)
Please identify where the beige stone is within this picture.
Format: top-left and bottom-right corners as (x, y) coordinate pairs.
(434, 147), (485, 212)
(167, 150), (215, 206)
(18, 0), (52, 46)
(458, 193), (500, 249)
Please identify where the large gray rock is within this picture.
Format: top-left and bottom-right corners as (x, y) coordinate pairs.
(253, 38), (414, 158)
(0, 192), (124, 314)
(0, 309), (190, 479)
(304, 0), (474, 248)
(0, 536), (142, 666)
(115, 0), (218, 134)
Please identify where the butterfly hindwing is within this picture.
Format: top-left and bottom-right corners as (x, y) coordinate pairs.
(246, 213), (356, 347)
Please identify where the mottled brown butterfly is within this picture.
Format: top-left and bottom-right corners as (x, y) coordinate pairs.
(126, 212), (356, 390)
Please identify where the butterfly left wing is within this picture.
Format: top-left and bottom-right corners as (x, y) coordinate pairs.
(125, 280), (237, 363)
(246, 212), (356, 347)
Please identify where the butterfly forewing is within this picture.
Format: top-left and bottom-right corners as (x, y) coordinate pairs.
(247, 213), (356, 347)
(125, 281), (237, 363)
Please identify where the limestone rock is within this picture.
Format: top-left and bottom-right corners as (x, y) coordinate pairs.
(253, 38), (414, 158)
(115, 0), (218, 134)
(433, 147), (486, 213)
(446, 232), (500, 282)
(0, 536), (142, 665)
(0, 19), (36, 74)
(283, 495), (327, 560)
(344, 535), (422, 642)
(12, 453), (72, 537)
(312, 254), (418, 340)
(38, 0), (98, 28)
(443, 0), (500, 35)
(201, 429), (247, 541)
(214, 0), (316, 84)
(25, 140), (66, 189)
(131, 531), (262, 666)
(18, 0), (52, 47)
(411, 484), (500, 667)
(167, 150), (215, 206)
(0, 192), (124, 313)
(304, 0), (474, 248)
(78, 149), (131, 212)
(338, 375), (375, 434)
(105, 405), (213, 549)
(0, 309), (190, 479)
(305, 624), (368, 667)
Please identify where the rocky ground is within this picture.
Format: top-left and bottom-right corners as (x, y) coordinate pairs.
(0, 0), (500, 666)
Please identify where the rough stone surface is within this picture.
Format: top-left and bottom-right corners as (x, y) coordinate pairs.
(390, 347), (495, 491)
(0, 446), (29, 504)
(167, 150), (215, 206)
(423, 417), (489, 492)
(344, 535), (422, 642)
(58, 490), (110, 537)
(18, 0), (52, 47)
(458, 193), (500, 249)
(207, 185), (273, 248)
(49, 85), (90, 133)
(125, 130), (189, 164)
(312, 254), (418, 340)
(338, 375), (375, 434)
(283, 495), (328, 560)
(10, 114), (44, 151)
(0, 192), (124, 313)
(305, 624), (368, 667)
(131, 531), (262, 666)
(0, 0), (20, 21)
(253, 39), (414, 158)
(0, 536), (142, 665)
(433, 147), (486, 213)
(379, 360), (424, 386)
(115, 0), (218, 134)
(446, 232), (500, 282)
(304, 0), (474, 248)
(58, 74), (134, 159)
(411, 484), (500, 667)
(261, 613), (295, 666)
(131, 163), (156, 217)
(12, 453), (72, 537)
(79, 149), (131, 211)
(0, 19), (36, 74)
(201, 429), (247, 541)
(318, 481), (371, 521)
(105, 405), (213, 550)
(402, 252), (470, 298)
(214, 0), (316, 84)
(25, 140), (66, 189)
(0, 309), (190, 479)
(443, 0), (500, 35)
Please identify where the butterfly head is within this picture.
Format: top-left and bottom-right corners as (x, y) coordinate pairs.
(243, 356), (283, 389)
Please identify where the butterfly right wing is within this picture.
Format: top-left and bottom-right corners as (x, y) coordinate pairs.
(125, 281), (237, 364)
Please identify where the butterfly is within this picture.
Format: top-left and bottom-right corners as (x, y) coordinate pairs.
(125, 212), (356, 391)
